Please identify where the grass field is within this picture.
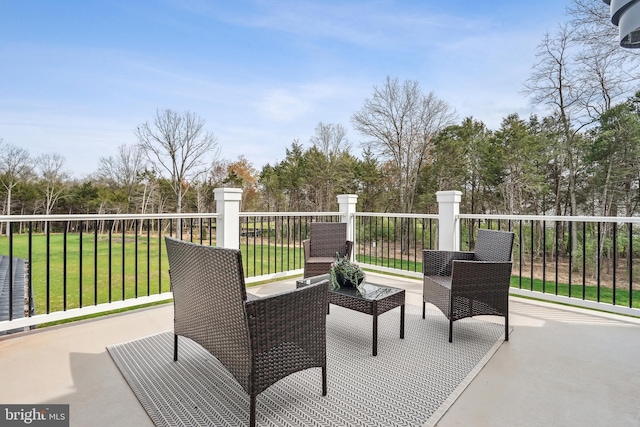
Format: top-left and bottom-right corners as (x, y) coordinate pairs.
(357, 254), (640, 310)
(0, 234), (304, 315)
(2, 234), (639, 316)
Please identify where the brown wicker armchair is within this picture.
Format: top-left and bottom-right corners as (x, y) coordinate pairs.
(165, 237), (329, 427)
(423, 229), (515, 343)
(302, 222), (353, 278)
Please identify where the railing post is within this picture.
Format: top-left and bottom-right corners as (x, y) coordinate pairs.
(337, 194), (358, 260)
(437, 190), (462, 251)
(214, 187), (243, 250)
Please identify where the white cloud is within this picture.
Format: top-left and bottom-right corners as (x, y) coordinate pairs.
(256, 89), (310, 121)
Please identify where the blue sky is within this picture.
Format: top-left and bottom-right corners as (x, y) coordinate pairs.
(1, 0), (572, 178)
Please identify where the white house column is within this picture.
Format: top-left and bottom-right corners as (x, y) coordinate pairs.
(214, 187), (242, 250)
(436, 190), (462, 251)
(337, 194), (358, 260)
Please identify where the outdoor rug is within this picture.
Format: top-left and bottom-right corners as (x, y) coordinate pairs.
(108, 304), (507, 427)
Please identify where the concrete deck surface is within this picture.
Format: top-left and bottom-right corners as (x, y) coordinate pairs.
(1, 272), (639, 426)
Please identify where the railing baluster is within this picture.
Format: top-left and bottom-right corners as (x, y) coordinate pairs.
(629, 222), (634, 308)
(613, 223), (617, 305)
(568, 221), (573, 298)
(135, 220), (139, 299)
(108, 221), (112, 303)
(268, 216), (272, 275)
(28, 221), (33, 318)
(79, 220), (83, 309)
(376, 216), (379, 266)
(63, 222), (67, 311)
(94, 220), (98, 305)
(47, 222), (51, 314)
(597, 222), (602, 302)
(530, 220), (534, 292)
(280, 217), (291, 271)
(519, 220), (523, 289)
(542, 219), (546, 294)
(583, 222), (587, 300)
(393, 217), (397, 269)
(8, 222), (13, 321)
(387, 217), (390, 269)
(122, 220), (126, 301)
(147, 219), (151, 296)
(158, 218), (163, 294)
(555, 221), (559, 295)
(429, 218), (433, 250)
(208, 217), (213, 246)
(272, 216), (276, 273)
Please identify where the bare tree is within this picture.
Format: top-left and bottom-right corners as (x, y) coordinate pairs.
(523, 25), (585, 222)
(135, 109), (219, 213)
(36, 153), (69, 219)
(191, 158), (220, 214)
(523, 21), (607, 260)
(352, 76), (456, 213)
(137, 168), (157, 217)
(0, 141), (31, 234)
(568, 0), (640, 117)
(310, 122), (350, 158)
(309, 122), (350, 211)
(97, 143), (146, 212)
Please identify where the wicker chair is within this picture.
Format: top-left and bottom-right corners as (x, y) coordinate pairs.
(422, 229), (515, 343)
(165, 237), (329, 427)
(302, 222), (353, 278)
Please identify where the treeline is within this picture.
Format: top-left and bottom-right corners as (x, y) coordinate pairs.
(3, 95), (640, 219)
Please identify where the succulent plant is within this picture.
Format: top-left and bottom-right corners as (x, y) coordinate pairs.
(330, 253), (365, 289)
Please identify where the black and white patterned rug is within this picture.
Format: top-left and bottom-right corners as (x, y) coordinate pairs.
(108, 304), (506, 427)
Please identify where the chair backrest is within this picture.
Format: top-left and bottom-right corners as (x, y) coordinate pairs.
(165, 237), (252, 381)
(309, 222), (348, 258)
(473, 229), (515, 262)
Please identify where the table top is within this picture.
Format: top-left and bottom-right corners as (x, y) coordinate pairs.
(296, 274), (404, 302)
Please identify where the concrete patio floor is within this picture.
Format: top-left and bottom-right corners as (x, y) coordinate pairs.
(1, 272), (639, 426)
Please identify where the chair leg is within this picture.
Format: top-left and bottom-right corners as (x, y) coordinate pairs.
(173, 334), (178, 361)
(422, 301), (425, 319)
(250, 396), (256, 427)
(449, 319), (453, 343)
(505, 314), (509, 341)
(322, 364), (327, 396)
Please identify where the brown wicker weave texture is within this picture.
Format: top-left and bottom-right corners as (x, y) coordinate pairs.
(302, 222), (353, 278)
(328, 289), (405, 316)
(165, 237), (329, 427)
(422, 229), (515, 343)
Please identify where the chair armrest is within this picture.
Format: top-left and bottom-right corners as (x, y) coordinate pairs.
(450, 260), (513, 293)
(423, 250), (474, 276)
(245, 279), (329, 353)
(246, 292), (260, 301)
(303, 239), (310, 261)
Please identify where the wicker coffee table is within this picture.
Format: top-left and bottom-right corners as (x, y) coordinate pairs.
(297, 274), (405, 356)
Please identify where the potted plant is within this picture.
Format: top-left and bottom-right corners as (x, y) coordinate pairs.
(330, 253), (365, 289)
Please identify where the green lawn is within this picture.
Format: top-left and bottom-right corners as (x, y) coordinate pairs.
(241, 240), (304, 276)
(511, 276), (640, 308)
(0, 234), (168, 314)
(356, 253), (423, 273)
(358, 254), (640, 309)
(3, 234), (639, 315)
(0, 234), (304, 315)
